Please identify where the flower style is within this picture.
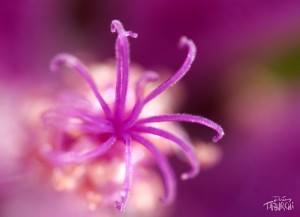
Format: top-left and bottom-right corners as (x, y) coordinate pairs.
(44, 20), (224, 211)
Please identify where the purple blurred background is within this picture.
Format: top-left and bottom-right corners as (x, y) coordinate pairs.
(1, 0), (300, 217)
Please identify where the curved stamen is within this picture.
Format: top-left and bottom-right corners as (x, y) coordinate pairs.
(115, 135), (133, 211)
(111, 20), (138, 38)
(123, 37), (196, 126)
(111, 20), (138, 120)
(51, 54), (112, 118)
(42, 110), (113, 133)
(137, 114), (224, 142)
(132, 126), (200, 180)
(144, 37), (196, 104)
(124, 72), (159, 129)
(131, 133), (176, 204)
(46, 136), (116, 164)
(44, 108), (111, 125)
(135, 71), (159, 100)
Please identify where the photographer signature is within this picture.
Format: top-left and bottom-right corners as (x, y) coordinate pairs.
(263, 196), (294, 211)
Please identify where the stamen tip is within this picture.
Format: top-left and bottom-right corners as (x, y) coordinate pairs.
(179, 36), (196, 53)
(179, 36), (190, 46)
(181, 173), (189, 180)
(50, 53), (77, 72)
(111, 20), (121, 33)
(159, 194), (174, 205)
(127, 31), (138, 38)
(212, 129), (225, 143)
(114, 201), (125, 212)
(111, 20), (138, 38)
(180, 36), (188, 43)
(50, 55), (63, 72)
(181, 167), (200, 180)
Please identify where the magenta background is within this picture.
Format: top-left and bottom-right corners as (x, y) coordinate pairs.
(1, 1), (300, 217)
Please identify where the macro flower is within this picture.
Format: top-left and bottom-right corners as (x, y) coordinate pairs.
(42, 20), (224, 211)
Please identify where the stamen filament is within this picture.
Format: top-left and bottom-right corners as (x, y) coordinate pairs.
(51, 54), (112, 118)
(124, 72), (159, 128)
(124, 37), (196, 126)
(46, 136), (116, 164)
(132, 126), (200, 180)
(137, 114), (224, 142)
(144, 37), (196, 104)
(111, 20), (138, 120)
(131, 133), (176, 204)
(115, 136), (133, 211)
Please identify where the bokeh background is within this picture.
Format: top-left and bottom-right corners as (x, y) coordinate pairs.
(1, 0), (300, 217)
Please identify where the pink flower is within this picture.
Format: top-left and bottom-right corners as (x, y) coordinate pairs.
(43, 20), (224, 211)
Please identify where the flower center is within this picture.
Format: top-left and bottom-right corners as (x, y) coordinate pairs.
(112, 118), (126, 139)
